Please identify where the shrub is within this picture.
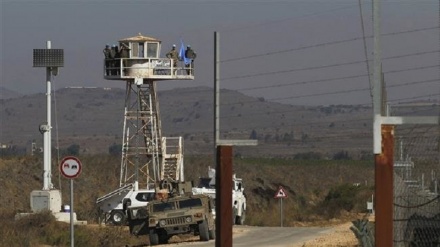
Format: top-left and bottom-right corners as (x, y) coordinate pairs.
(317, 183), (370, 219)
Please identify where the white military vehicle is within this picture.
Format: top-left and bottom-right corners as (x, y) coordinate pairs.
(96, 182), (155, 225)
(192, 167), (247, 225)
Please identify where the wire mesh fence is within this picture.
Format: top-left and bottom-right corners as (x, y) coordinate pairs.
(393, 122), (440, 247)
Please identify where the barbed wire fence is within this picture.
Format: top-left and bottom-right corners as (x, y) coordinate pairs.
(393, 118), (440, 246)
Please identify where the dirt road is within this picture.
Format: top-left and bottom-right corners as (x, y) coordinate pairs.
(164, 223), (357, 247)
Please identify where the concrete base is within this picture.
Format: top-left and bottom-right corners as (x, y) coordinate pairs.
(30, 190), (62, 213)
(53, 212), (87, 225)
(15, 212), (87, 225)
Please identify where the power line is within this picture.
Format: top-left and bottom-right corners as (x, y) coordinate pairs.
(220, 109), (438, 138)
(221, 26), (439, 63)
(153, 62), (439, 100)
(222, 78), (438, 105)
(223, 50), (440, 81)
(358, 0), (372, 98)
(220, 93), (439, 120)
(221, 4), (359, 33)
(236, 63), (439, 92)
(236, 92), (438, 113)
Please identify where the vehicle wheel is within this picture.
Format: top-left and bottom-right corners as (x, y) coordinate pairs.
(123, 200), (131, 210)
(209, 229), (216, 240)
(149, 229), (159, 246)
(110, 210), (126, 226)
(232, 208), (237, 225)
(198, 220), (210, 241)
(236, 208), (246, 225)
(158, 232), (169, 244)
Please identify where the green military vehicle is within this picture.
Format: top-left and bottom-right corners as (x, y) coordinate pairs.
(127, 194), (216, 245)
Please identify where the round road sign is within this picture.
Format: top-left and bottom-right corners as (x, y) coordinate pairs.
(60, 156), (82, 179)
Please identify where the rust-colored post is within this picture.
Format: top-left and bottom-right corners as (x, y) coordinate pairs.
(216, 145), (233, 247)
(375, 125), (394, 247)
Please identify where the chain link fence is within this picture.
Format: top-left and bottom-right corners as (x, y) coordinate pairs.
(393, 120), (440, 246)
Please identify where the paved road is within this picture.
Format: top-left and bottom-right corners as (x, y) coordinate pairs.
(167, 225), (334, 247)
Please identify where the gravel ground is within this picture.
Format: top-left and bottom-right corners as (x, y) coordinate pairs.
(293, 222), (359, 247)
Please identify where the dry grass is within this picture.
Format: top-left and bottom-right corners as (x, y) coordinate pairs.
(0, 210), (149, 247)
(0, 155), (374, 246)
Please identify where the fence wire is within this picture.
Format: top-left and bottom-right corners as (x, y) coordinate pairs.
(393, 122), (440, 247)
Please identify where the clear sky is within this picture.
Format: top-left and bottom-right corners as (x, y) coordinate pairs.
(1, 0), (439, 105)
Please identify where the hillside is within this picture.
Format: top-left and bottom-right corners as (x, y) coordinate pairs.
(1, 86), (438, 158)
(1, 86), (374, 157)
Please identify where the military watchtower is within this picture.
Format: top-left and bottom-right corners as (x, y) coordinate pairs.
(102, 33), (193, 191)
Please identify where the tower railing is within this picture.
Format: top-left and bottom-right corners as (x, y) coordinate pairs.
(104, 58), (194, 80)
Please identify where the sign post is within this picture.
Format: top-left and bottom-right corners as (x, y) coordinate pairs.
(274, 186), (288, 227)
(60, 156), (82, 247)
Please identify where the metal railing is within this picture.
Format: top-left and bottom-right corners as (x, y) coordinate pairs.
(104, 58), (194, 78)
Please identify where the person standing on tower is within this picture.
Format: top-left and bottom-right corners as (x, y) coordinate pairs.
(103, 44), (112, 76)
(119, 43), (130, 74)
(184, 45), (196, 75)
(166, 44), (178, 66)
(166, 44), (179, 74)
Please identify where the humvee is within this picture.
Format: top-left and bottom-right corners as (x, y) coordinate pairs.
(127, 194), (216, 245)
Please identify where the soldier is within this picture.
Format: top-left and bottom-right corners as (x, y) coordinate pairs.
(185, 45), (197, 75)
(166, 44), (178, 67)
(103, 44), (112, 75)
(119, 43), (130, 74)
(109, 45), (117, 75)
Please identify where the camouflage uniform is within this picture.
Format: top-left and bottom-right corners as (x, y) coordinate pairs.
(185, 47), (197, 75)
(119, 44), (130, 74)
(103, 45), (112, 75)
(166, 47), (179, 67)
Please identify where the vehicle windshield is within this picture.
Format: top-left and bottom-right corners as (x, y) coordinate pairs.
(152, 202), (175, 212)
(179, 198), (202, 209)
(198, 178), (214, 188)
(135, 192), (155, 202)
(151, 198), (203, 212)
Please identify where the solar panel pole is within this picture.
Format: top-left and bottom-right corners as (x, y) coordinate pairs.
(43, 40), (53, 190)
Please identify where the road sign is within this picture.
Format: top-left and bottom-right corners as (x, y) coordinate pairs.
(60, 156), (82, 179)
(274, 186), (288, 199)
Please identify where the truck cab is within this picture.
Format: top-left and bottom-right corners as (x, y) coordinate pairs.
(192, 167), (247, 225)
(127, 194), (216, 245)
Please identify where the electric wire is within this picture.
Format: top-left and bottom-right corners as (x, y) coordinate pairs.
(52, 76), (62, 192)
(221, 26), (439, 63)
(221, 78), (438, 106)
(236, 63), (439, 92)
(358, 0), (373, 99)
(223, 50), (440, 81)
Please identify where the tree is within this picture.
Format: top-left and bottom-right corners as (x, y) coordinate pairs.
(66, 144), (80, 156)
(333, 150), (351, 160)
(108, 143), (122, 156)
(249, 129), (258, 140)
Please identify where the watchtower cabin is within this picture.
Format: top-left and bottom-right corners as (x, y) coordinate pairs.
(103, 33), (194, 83)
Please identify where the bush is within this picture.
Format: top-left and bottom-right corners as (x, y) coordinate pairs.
(0, 210), (148, 246)
(294, 152), (322, 160)
(317, 183), (370, 219)
(333, 150), (351, 160)
(108, 143), (122, 156)
(66, 144), (80, 156)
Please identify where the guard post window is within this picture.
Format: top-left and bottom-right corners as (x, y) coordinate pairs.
(146, 42), (158, 58)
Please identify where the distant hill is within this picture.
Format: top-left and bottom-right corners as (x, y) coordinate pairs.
(1, 86), (438, 157)
(0, 87), (22, 100)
